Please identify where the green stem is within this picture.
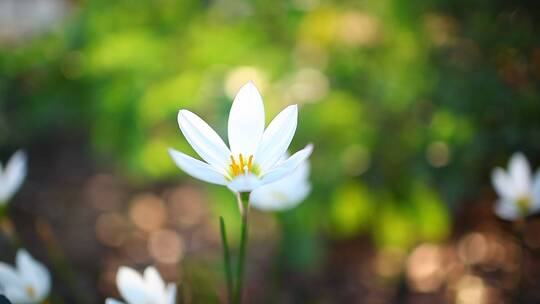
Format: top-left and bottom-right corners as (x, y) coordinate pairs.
(233, 192), (250, 304)
(220, 216), (233, 304)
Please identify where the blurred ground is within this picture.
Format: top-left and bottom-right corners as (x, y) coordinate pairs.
(1, 135), (539, 303)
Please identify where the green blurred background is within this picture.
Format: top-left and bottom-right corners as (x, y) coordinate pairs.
(1, 0), (540, 303)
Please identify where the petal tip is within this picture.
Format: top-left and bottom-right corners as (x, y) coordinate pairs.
(117, 266), (133, 275)
(287, 104), (299, 116)
(167, 148), (178, 156)
(177, 109), (190, 123)
(13, 150), (27, 159)
(239, 81), (261, 94)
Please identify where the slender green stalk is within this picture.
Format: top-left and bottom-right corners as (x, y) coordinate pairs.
(233, 192), (250, 304)
(220, 216), (233, 304)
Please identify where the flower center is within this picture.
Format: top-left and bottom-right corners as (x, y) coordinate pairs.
(517, 196), (531, 215)
(26, 285), (36, 299)
(229, 154), (257, 177)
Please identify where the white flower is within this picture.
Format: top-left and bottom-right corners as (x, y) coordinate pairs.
(250, 156), (311, 211)
(105, 266), (176, 304)
(0, 150), (27, 205)
(0, 249), (51, 304)
(491, 152), (540, 220)
(168, 81), (313, 193)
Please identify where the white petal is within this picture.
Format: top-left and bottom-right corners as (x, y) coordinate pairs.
(280, 159), (310, 190)
(276, 161), (311, 205)
(166, 283), (177, 304)
(117, 266), (150, 304)
(177, 110), (231, 173)
(250, 187), (289, 211)
(105, 299), (125, 304)
(491, 168), (515, 200)
(260, 144), (313, 185)
(227, 173), (262, 193)
(168, 149), (228, 186)
(494, 200), (520, 221)
(530, 169), (540, 213)
(143, 267), (165, 300)
(257, 183), (310, 211)
(228, 82), (265, 157)
(509, 152), (532, 195)
(16, 250), (50, 301)
(4, 287), (31, 304)
(0, 262), (23, 288)
(255, 105), (298, 172)
(0, 151), (27, 204)
(251, 159), (311, 211)
(287, 182), (311, 206)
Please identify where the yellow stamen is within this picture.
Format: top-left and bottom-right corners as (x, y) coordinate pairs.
(248, 155), (253, 172)
(26, 285), (36, 298)
(230, 155), (240, 176)
(517, 196), (531, 215)
(239, 154), (245, 169)
(229, 153), (257, 178)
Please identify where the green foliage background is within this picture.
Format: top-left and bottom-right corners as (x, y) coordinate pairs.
(1, 0), (540, 275)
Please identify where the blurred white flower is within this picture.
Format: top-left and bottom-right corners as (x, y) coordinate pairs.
(105, 266), (176, 304)
(491, 152), (540, 220)
(250, 157), (311, 211)
(169, 81), (312, 193)
(0, 150), (27, 205)
(0, 249), (51, 304)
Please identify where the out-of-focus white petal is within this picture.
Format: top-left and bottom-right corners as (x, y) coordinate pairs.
(112, 266), (173, 304)
(227, 173), (261, 193)
(168, 149), (228, 185)
(250, 183), (310, 211)
(260, 144), (313, 185)
(491, 168), (515, 200)
(177, 110), (231, 173)
(0, 262), (23, 289)
(509, 152), (532, 196)
(34, 263), (51, 301)
(166, 283), (177, 304)
(4, 287), (30, 304)
(251, 159), (311, 211)
(17, 250), (50, 301)
(282, 159), (310, 189)
(494, 200), (520, 221)
(530, 169), (540, 213)
(228, 82), (265, 157)
(0, 150), (27, 204)
(117, 266), (149, 304)
(143, 267), (165, 301)
(288, 182), (311, 204)
(255, 105), (298, 172)
(105, 299), (125, 304)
